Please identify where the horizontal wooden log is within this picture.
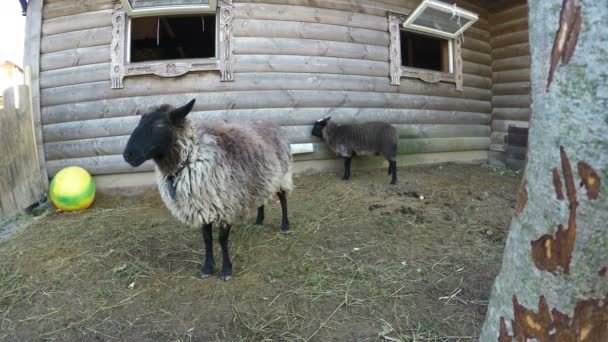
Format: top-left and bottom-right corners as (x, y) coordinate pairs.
(232, 19), (389, 47)
(491, 108), (530, 121)
(42, 9), (112, 36)
(462, 37), (491, 55)
(492, 82), (530, 96)
(43, 0), (113, 20)
(40, 62), (109, 89)
(235, 0), (417, 18)
(295, 137), (490, 161)
(44, 124), (490, 159)
(491, 119), (529, 133)
(492, 94), (531, 108)
(233, 37), (388, 61)
(492, 43), (530, 60)
(463, 61), (492, 78)
(491, 30), (529, 49)
(41, 26), (112, 54)
(42, 90), (491, 121)
(491, 17), (528, 37)
(40, 70), (492, 108)
(46, 137), (490, 176)
(233, 3), (387, 31)
(490, 4), (528, 26)
(43, 107), (491, 142)
(463, 73), (492, 89)
(462, 48), (492, 66)
(45, 119), (490, 146)
(234, 55), (389, 77)
(40, 45), (111, 71)
(492, 56), (531, 72)
(464, 26), (490, 43)
(492, 69), (530, 84)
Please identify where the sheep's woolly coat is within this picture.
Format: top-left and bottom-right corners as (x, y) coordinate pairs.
(154, 120), (292, 227)
(323, 121), (398, 160)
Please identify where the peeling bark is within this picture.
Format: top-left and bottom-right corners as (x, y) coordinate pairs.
(577, 162), (600, 200)
(530, 147), (578, 275)
(501, 293), (608, 341)
(547, 0), (582, 90)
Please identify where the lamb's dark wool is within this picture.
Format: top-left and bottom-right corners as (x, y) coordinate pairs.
(123, 99), (292, 281)
(312, 117), (398, 184)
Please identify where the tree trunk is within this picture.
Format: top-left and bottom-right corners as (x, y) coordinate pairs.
(480, 0), (608, 340)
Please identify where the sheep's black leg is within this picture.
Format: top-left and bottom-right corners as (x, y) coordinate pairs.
(255, 205), (264, 225)
(218, 223), (232, 281)
(390, 161), (397, 185)
(277, 190), (290, 232)
(342, 156), (352, 180)
(388, 162), (393, 175)
(200, 223), (215, 278)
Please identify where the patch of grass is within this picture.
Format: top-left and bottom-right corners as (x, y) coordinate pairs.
(111, 262), (147, 284)
(95, 288), (111, 299)
(272, 270), (286, 279)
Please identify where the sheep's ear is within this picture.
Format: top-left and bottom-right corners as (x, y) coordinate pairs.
(170, 99), (196, 124)
(324, 116), (331, 121)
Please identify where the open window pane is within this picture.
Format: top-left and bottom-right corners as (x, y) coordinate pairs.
(403, 0), (478, 38)
(128, 0), (209, 9)
(130, 15), (216, 62)
(412, 7), (471, 35)
(400, 31), (450, 72)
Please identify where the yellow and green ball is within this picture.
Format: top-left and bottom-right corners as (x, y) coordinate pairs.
(49, 166), (96, 211)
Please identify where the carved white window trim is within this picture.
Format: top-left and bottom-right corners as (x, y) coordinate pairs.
(110, 3), (233, 89)
(388, 14), (463, 91)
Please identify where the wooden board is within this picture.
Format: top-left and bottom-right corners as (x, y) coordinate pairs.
(0, 86), (44, 220)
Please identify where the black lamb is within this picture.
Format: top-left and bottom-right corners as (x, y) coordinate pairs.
(311, 117), (399, 184)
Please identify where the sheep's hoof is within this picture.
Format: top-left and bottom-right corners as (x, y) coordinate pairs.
(281, 226), (290, 233)
(341, 176), (350, 181)
(219, 270), (232, 281)
(200, 262), (214, 278)
(255, 219), (264, 226)
(390, 180), (397, 185)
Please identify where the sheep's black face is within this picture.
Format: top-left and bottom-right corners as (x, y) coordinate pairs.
(123, 99), (196, 167)
(311, 117), (331, 138)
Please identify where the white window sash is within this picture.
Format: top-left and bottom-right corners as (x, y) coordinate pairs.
(402, 0), (478, 39)
(120, 0), (218, 17)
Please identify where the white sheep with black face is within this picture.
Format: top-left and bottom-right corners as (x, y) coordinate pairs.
(311, 117), (399, 184)
(123, 99), (293, 281)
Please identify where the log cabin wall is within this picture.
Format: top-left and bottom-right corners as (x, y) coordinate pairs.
(37, 0), (492, 180)
(488, 1), (530, 170)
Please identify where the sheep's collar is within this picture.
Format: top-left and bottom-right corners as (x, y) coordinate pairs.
(165, 160), (194, 200)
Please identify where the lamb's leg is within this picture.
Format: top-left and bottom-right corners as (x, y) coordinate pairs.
(218, 223), (232, 281)
(277, 190), (289, 232)
(255, 205), (264, 225)
(200, 223), (215, 278)
(387, 161), (393, 175)
(390, 160), (397, 185)
(342, 156), (352, 180)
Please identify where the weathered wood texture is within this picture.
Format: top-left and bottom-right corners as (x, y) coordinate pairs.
(37, 0), (493, 177)
(0, 86), (44, 221)
(23, 0), (49, 189)
(489, 3), (530, 169)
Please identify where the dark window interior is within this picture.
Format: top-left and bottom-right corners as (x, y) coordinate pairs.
(400, 30), (450, 72)
(130, 15), (216, 62)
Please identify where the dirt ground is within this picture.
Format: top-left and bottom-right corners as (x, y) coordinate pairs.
(0, 163), (521, 341)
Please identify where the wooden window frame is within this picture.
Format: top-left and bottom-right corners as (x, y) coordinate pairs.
(110, 1), (233, 89)
(388, 13), (462, 91)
